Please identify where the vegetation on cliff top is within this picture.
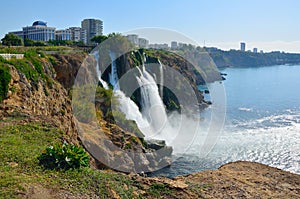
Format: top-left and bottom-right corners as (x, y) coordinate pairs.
(0, 61), (11, 103)
(207, 48), (300, 67)
(0, 120), (178, 198)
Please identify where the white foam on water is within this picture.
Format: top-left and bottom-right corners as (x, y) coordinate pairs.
(188, 111), (300, 174)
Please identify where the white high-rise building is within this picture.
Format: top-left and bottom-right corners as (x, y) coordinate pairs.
(69, 27), (87, 44)
(55, 29), (71, 41)
(138, 38), (149, 48)
(10, 21), (56, 41)
(171, 41), (178, 49)
(81, 19), (103, 44)
(126, 34), (139, 46)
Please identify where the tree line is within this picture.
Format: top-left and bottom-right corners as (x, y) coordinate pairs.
(1, 33), (93, 47)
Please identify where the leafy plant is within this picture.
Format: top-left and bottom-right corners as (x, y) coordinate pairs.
(38, 142), (90, 170)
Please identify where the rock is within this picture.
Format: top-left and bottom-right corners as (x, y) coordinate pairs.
(7, 90), (12, 98)
(131, 153), (151, 173)
(110, 189), (121, 199)
(206, 101), (212, 105)
(7, 162), (18, 167)
(167, 180), (188, 189)
(155, 146), (173, 159)
(146, 139), (166, 150)
(145, 153), (158, 168)
(158, 156), (172, 168)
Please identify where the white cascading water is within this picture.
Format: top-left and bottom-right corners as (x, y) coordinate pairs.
(94, 50), (174, 142)
(109, 51), (120, 90)
(93, 51), (109, 89)
(114, 90), (150, 131)
(158, 60), (164, 98)
(136, 65), (168, 138)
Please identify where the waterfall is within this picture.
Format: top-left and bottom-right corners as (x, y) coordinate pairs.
(113, 90), (150, 134)
(93, 51), (109, 89)
(94, 50), (174, 143)
(143, 53), (164, 98)
(158, 60), (164, 98)
(136, 66), (168, 137)
(109, 51), (119, 90)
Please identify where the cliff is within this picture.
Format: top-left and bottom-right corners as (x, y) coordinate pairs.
(0, 50), (78, 144)
(99, 49), (219, 112)
(0, 47), (299, 198)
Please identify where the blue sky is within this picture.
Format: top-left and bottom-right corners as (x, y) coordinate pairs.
(1, 0), (299, 52)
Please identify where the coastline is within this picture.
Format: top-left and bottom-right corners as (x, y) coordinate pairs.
(1, 46), (299, 198)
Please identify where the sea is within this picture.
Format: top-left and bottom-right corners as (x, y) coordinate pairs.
(150, 64), (300, 177)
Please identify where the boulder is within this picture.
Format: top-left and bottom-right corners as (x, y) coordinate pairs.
(146, 139), (166, 150)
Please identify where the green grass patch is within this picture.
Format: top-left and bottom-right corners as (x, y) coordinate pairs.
(0, 46), (73, 54)
(147, 183), (173, 197)
(0, 64), (11, 102)
(0, 122), (147, 198)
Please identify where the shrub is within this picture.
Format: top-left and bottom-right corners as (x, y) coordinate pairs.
(148, 183), (172, 197)
(0, 64), (11, 102)
(7, 58), (39, 83)
(38, 142), (90, 170)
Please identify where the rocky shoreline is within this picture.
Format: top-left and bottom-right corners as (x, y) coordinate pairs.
(132, 161), (300, 199)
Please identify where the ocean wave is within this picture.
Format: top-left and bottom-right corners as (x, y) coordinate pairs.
(227, 109), (300, 131)
(238, 107), (253, 112)
(183, 110), (300, 175)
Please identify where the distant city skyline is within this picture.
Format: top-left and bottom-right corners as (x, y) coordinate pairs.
(1, 0), (299, 53)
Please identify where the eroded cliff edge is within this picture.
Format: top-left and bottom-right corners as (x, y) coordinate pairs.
(0, 47), (299, 198)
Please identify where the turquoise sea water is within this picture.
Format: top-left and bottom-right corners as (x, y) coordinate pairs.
(152, 65), (300, 177)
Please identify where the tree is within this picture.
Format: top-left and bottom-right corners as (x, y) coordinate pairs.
(48, 40), (73, 46)
(24, 38), (46, 47)
(24, 38), (35, 46)
(91, 35), (108, 44)
(1, 33), (23, 46)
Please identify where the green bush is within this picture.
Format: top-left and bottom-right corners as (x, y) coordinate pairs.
(38, 142), (90, 170)
(7, 58), (39, 83)
(148, 183), (172, 197)
(0, 64), (11, 102)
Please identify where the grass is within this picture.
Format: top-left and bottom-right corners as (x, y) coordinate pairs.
(0, 123), (61, 198)
(0, 121), (178, 198)
(147, 183), (172, 197)
(0, 46), (73, 54)
(0, 122), (133, 198)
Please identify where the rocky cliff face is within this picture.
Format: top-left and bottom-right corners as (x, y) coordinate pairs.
(42, 52), (171, 172)
(1, 49), (299, 198)
(100, 49), (216, 112)
(0, 55), (78, 144)
(129, 161), (300, 198)
(0, 49), (219, 173)
(51, 53), (87, 90)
